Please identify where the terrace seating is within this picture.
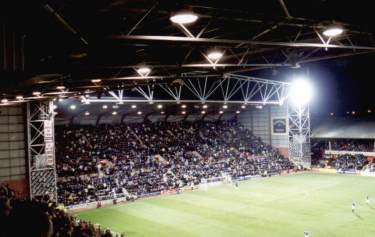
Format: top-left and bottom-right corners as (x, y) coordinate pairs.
(55, 120), (294, 206)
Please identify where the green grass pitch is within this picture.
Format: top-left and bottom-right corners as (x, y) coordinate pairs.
(74, 173), (375, 237)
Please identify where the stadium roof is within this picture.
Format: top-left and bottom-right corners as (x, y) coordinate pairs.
(2, 0), (375, 103)
(312, 117), (375, 139)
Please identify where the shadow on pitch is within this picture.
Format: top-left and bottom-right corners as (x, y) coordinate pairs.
(368, 204), (375, 210)
(352, 211), (363, 220)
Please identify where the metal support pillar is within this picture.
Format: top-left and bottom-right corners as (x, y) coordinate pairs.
(287, 103), (311, 168)
(27, 100), (57, 201)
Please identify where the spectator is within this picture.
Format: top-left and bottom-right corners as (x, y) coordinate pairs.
(55, 119), (293, 206)
(0, 183), (118, 237)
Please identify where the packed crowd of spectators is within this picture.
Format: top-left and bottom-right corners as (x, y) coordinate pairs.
(311, 139), (375, 167)
(55, 120), (294, 206)
(327, 139), (374, 152)
(0, 184), (121, 237)
(330, 154), (368, 171)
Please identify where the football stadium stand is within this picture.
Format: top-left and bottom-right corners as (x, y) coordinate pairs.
(55, 120), (294, 206)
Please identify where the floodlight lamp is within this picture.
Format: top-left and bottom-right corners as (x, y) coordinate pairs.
(137, 67), (151, 77)
(91, 79), (102, 83)
(33, 91), (41, 96)
(323, 26), (344, 37)
(290, 78), (313, 106)
(170, 12), (198, 24)
(56, 86), (66, 90)
(207, 51), (223, 61)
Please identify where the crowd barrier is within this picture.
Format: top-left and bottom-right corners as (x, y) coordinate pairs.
(66, 196), (128, 211)
(360, 170), (375, 177)
(65, 173), (283, 211)
(313, 167), (375, 177)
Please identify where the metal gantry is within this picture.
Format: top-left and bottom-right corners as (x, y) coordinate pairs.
(83, 74), (290, 105)
(27, 100), (57, 201)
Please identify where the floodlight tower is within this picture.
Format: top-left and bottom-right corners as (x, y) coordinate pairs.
(27, 100), (58, 201)
(287, 78), (312, 168)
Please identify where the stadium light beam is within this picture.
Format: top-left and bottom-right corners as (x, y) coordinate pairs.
(289, 78), (313, 106)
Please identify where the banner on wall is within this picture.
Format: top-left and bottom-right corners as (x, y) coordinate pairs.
(271, 117), (288, 135)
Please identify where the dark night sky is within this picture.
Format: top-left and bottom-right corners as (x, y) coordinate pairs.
(253, 53), (375, 117)
(307, 54), (375, 117)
